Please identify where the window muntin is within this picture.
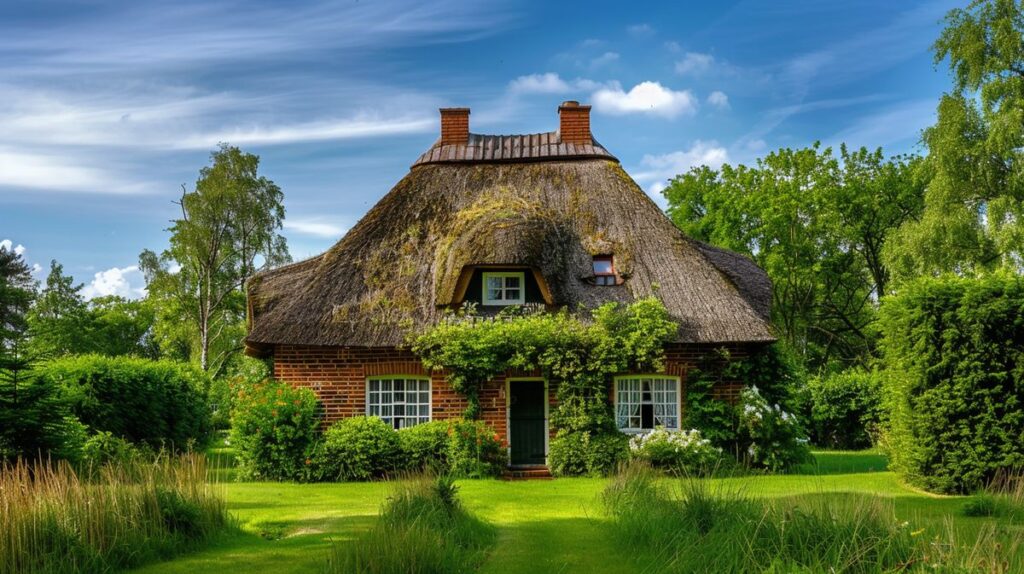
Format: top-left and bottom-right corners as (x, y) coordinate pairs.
(593, 256), (617, 286)
(482, 272), (525, 305)
(615, 376), (680, 432)
(367, 377), (431, 429)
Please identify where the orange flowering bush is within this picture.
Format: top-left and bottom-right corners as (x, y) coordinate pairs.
(230, 380), (320, 481)
(445, 419), (506, 478)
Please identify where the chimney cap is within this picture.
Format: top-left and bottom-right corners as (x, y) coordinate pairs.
(440, 107), (471, 114)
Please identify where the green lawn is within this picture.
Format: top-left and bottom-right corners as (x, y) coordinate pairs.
(132, 451), (1001, 574)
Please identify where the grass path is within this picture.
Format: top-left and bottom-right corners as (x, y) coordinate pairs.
(132, 451), (993, 574)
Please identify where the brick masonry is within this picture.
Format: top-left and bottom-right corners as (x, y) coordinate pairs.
(273, 342), (757, 445)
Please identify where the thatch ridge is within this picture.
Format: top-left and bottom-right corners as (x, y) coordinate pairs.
(247, 157), (774, 352)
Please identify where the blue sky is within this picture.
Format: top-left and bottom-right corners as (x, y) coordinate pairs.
(0, 0), (958, 298)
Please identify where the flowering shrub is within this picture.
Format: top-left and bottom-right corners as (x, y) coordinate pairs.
(737, 386), (810, 472)
(446, 419), (506, 478)
(628, 428), (722, 474)
(549, 430), (629, 477)
(230, 380), (320, 481)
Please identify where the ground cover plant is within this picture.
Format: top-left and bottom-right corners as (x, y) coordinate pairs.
(325, 474), (496, 573)
(0, 453), (230, 574)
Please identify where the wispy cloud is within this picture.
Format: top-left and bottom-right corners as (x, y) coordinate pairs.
(592, 82), (698, 118)
(284, 218), (347, 238)
(707, 91), (730, 110)
(675, 52), (715, 75)
(827, 98), (935, 151)
(630, 140), (730, 202)
(627, 24), (655, 38)
(589, 52), (620, 69)
(0, 148), (150, 194)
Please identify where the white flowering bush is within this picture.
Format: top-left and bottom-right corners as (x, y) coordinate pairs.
(737, 385), (810, 472)
(628, 427), (722, 473)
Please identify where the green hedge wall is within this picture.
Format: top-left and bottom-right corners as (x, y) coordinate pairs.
(36, 355), (212, 448)
(879, 274), (1024, 493)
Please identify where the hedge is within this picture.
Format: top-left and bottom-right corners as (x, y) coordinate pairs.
(879, 274), (1024, 493)
(36, 355), (211, 448)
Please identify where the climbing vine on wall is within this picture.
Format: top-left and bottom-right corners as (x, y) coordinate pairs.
(410, 297), (678, 430)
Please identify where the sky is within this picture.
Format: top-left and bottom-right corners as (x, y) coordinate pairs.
(0, 0), (960, 299)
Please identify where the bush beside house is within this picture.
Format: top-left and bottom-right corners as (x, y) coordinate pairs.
(879, 274), (1024, 493)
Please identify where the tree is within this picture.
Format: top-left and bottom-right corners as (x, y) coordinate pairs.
(0, 244), (34, 354)
(140, 144), (289, 376)
(27, 260), (91, 357)
(885, 0), (1024, 280)
(88, 296), (160, 358)
(664, 144), (925, 371)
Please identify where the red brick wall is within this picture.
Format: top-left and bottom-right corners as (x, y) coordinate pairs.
(272, 342), (762, 443)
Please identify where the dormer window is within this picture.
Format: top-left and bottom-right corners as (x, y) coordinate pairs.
(482, 272), (525, 305)
(593, 255), (618, 286)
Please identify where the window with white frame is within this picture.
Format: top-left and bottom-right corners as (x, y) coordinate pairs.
(482, 272), (525, 305)
(615, 376), (680, 432)
(367, 377), (431, 429)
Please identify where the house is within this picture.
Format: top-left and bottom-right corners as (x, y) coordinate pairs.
(245, 102), (774, 468)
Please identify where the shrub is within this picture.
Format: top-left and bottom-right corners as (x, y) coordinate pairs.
(311, 416), (402, 481)
(737, 386), (810, 472)
(207, 357), (271, 431)
(549, 430), (628, 477)
(326, 473), (496, 573)
(628, 428), (722, 474)
(446, 419), (507, 478)
(0, 367), (88, 463)
(397, 420), (451, 472)
(0, 454), (229, 574)
(80, 431), (140, 468)
(879, 274), (1024, 493)
(230, 380), (320, 481)
(807, 369), (885, 449)
(36, 355), (211, 448)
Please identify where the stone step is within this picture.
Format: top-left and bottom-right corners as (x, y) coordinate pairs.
(502, 467), (553, 480)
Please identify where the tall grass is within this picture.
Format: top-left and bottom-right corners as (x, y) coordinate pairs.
(604, 462), (1024, 573)
(962, 469), (1024, 522)
(326, 473), (496, 574)
(0, 453), (230, 574)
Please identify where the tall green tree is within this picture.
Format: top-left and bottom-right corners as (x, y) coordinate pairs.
(140, 144), (290, 376)
(88, 295), (160, 358)
(0, 244), (34, 355)
(664, 144), (924, 371)
(885, 0), (1024, 280)
(27, 260), (91, 357)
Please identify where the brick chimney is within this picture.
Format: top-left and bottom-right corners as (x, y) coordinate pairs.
(558, 100), (592, 144)
(439, 107), (470, 145)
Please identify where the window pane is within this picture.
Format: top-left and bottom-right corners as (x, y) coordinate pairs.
(488, 288), (503, 301)
(505, 275), (521, 288)
(593, 259), (613, 274)
(486, 276), (503, 289)
(505, 288), (521, 301)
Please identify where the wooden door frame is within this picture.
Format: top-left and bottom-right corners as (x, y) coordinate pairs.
(505, 377), (549, 468)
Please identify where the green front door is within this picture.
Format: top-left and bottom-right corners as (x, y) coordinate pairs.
(509, 380), (547, 466)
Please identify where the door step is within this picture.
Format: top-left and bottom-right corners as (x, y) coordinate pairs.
(502, 467), (553, 480)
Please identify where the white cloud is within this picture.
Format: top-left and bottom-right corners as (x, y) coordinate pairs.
(664, 41), (682, 53)
(592, 81), (698, 118)
(508, 73), (572, 94)
(675, 52), (714, 75)
(0, 239), (26, 256)
(284, 218), (347, 238)
(627, 24), (655, 38)
(631, 140), (730, 202)
(176, 114), (435, 150)
(81, 265), (147, 300)
(0, 148), (149, 194)
(589, 52), (620, 68)
(707, 91), (730, 110)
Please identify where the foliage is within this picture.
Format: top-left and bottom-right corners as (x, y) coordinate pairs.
(0, 244), (34, 352)
(80, 431), (141, 468)
(548, 430), (628, 477)
(736, 385), (811, 472)
(325, 473), (496, 574)
(628, 428), (722, 474)
(444, 419), (507, 478)
(397, 420), (451, 472)
(414, 298), (676, 476)
(85, 296), (160, 358)
(229, 379), (320, 481)
(886, 0), (1024, 281)
(207, 356), (271, 430)
(27, 261), (92, 358)
(879, 273), (1024, 493)
(665, 145), (924, 370)
(310, 416), (403, 482)
(0, 454), (229, 574)
(807, 368), (885, 449)
(36, 355), (211, 449)
(139, 144), (290, 375)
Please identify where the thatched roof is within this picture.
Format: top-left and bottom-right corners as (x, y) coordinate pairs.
(246, 140), (774, 354)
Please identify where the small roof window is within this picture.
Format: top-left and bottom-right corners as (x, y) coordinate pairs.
(593, 255), (618, 286)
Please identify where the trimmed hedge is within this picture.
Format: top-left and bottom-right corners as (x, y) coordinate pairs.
(807, 369), (885, 449)
(879, 274), (1024, 493)
(36, 355), (211, 448)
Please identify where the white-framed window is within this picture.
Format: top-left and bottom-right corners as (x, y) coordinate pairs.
(367, 377), (431, 429)
(482, 271), (525, 305)
(614, 376), (680, 432)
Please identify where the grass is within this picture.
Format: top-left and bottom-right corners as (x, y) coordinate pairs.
(0, 454), (229, 574)
(129, 450), (1022, 574)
